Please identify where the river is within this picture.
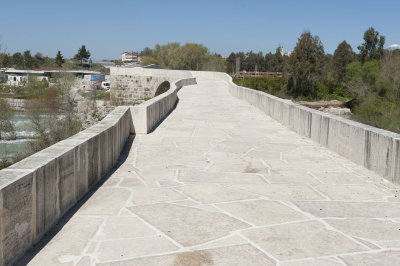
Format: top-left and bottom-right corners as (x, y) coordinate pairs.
(0, 112), (35, 160)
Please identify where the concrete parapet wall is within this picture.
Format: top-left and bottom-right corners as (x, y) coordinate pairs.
(0, 106), (133, 265)
(193, 71), (400, 185)
(110, 67), (193, 79)
(130, 77), (197, 134)
(0, 72), (195, 264)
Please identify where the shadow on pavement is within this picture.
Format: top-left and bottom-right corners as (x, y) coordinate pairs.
(14, 135), (135, 266)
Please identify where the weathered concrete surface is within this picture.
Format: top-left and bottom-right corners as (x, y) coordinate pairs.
(130, 77), (197, 134)
(0, 106), (133, 265)
(19, 77), (400, 265)
(226, 72), (400, 184)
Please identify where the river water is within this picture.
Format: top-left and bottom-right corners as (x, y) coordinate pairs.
(0, 112), (35, 160)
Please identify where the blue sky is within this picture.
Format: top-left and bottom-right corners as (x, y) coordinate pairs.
(0, 0), (398, 60)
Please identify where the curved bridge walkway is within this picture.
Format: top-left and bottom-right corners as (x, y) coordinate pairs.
(25, 77), (400, 265)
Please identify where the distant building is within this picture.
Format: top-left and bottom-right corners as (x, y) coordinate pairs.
(284, 51), (294, 57)
(5, 68), (101, 86)
(121, 52), (139, 63)
(5, 69), (48, 86)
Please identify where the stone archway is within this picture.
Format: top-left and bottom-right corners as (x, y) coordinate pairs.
(154, 81), (170, 96)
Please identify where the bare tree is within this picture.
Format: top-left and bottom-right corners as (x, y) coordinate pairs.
(0, 98), (16, 140)
(27, 72), (82, 152)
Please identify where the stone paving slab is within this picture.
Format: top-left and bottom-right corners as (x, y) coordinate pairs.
(97, 245), (275, 266)
(129, 203), (250, 246)
(20, 77), (400, 265)
(241, 221), (366, 260)
(340, 250), (400, 266)
(216, 200), (307, 226)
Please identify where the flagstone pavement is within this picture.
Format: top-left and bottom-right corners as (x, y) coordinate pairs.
(19, 77), (400, 265)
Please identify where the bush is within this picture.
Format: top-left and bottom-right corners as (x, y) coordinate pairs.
(352, 95), (400, 133)
(233, 77), (287, 97)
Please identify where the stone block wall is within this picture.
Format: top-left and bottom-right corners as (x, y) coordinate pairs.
(109, 67), (193, 105)
(109, 75), (161, 104)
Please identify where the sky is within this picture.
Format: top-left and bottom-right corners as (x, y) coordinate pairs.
(0, 0), (399, 60)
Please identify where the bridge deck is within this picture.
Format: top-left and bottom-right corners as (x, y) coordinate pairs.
(24, 77), (400, 265)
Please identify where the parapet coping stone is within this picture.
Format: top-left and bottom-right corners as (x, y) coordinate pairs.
(0, 169), (33, 190)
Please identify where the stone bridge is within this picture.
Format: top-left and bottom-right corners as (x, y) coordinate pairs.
(109, 67), (194, 104)
(1, 69), (400, 265)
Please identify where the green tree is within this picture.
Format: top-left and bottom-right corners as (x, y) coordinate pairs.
(12, 52), (24, 68)
(55, 50), (65, 67)
(142, 42), (226, 71)
(0, 53), (11, 67)
(34, 52), (45, 65)
(74, 45), (91, 66)
(381, 52), (400, 99)
(201, 53), (227, 72)
(27, 73), (81, 152)
(242, 51), (266, 72)
(152, 42), (180, 68)
(226, 52), (236, 73)
(333, 41), (355, 81)
(358, 27), (385, 63)
(265, 52), (274, 71)
(140, 47), (153, 57)
(168, 43), (209, 70)
(345, 60), (391, 100)
(287, 31), (325, 97)
(273, 46), (284, 72)
(23, 50), (37, 69)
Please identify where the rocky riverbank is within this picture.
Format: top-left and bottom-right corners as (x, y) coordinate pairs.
(295, 99), (352, 118)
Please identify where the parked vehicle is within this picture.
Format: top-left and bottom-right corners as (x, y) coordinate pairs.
(101, 81), (110, 90)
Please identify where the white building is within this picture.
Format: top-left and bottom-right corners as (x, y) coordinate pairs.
(5, 68), (101, 86)
(121, 52), (139, 62)
(5, 69), (48, 86)
(284, 51), (294, 57)
(283, 51), (294, 56)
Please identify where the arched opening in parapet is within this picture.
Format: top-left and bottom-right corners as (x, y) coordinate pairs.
(154, 81), (170, 96)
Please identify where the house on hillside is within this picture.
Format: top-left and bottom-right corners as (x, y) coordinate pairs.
(121, 52), (139, 63)
(284, 51), (294, 57)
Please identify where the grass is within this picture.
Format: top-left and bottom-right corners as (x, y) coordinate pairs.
(0, 84), (30, 99)
(80, 90), (110, 101)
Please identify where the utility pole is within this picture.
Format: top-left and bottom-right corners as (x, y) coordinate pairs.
(236, 57), (240, 78)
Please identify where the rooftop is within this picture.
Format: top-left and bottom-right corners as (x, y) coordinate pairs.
(122, 52), (139, 55)
(5, 68), (101, 75)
